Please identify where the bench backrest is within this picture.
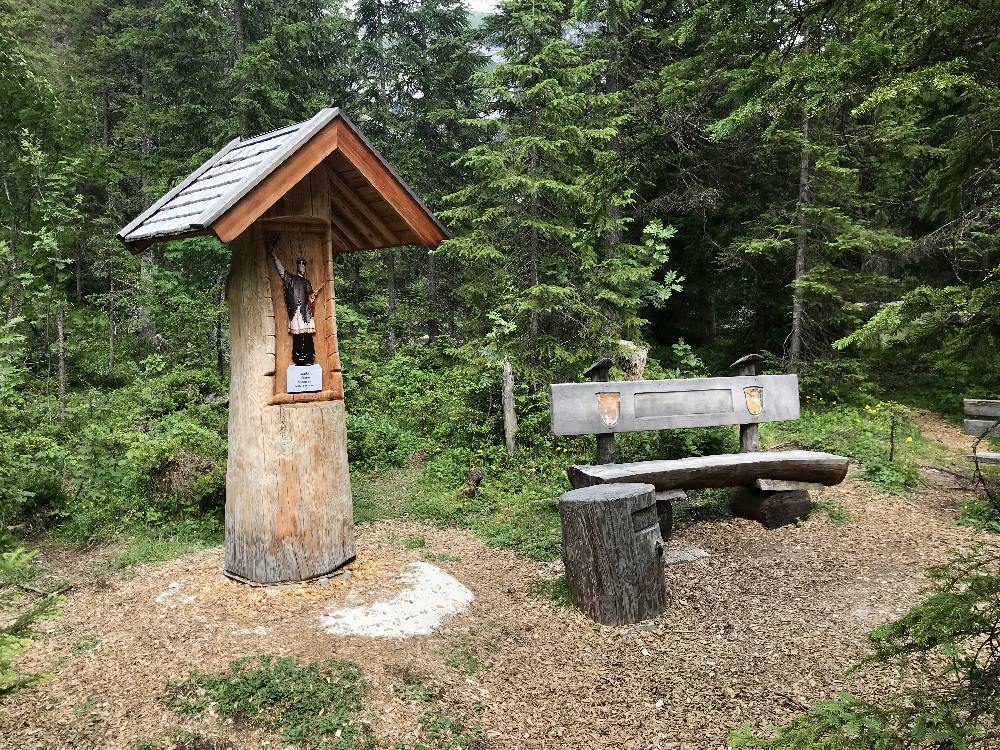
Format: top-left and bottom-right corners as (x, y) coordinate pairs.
(550, 374), (800, 436)
(964, 399), (1000, 438)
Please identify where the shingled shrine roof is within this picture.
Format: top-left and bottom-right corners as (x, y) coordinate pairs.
(118, 108), (448, 250)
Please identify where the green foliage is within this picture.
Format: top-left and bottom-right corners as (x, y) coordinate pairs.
(958, 500), (1000, 535)
(168, 655), (367, 749)
(764, 401), (920, 493)
(0, 365), (227, 544)
(814, 499), (851, 526)
(731, 693), (896, 749)
(403, 535), (427, 550)
(530, 574), (574, 607)
(408, 445), (566, 560)
(1, 547), (62, 696)
(112, 517), (224, 569)
(396, 712), (480, 750)
(445, 648), (480, 675)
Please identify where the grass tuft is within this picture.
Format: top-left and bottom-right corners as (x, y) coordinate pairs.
(445, 647), (480, 675)
(167, 655), (367, 750)
(530, 575), (574, 608)
(814, 499), (851, 525)
(112, 518), (222, 569)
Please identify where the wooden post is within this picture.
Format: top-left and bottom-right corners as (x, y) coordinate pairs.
(559, 482), (668, 625)
(729, 353), (811, 527)
(502, 357), (517, 455)
(115, 110), (453, 586)
(731, 353), (763, 452)
(585, 358), (617, 464)
(224, 193), (354, 584)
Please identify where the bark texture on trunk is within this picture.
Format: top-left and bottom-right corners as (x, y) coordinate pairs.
(559, 482), (668, 625)
(788, 102), (811, 372)
(502, 357), (517, 455)
(427, 250), (439, 341)
(386, 249), (397, 355)
(529, 146), (540, 338)
(57, 301), (66, 422)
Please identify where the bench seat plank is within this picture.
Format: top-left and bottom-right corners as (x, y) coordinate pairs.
(567, 450), (849, 491)
(966, 452), (1000, 465)
(964, 399), (1000, 418)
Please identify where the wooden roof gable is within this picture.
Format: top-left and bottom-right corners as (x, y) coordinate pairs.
(118, 108), (448, 251)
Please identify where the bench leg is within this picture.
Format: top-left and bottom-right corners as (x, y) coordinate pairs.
(729, 486), (811, 529)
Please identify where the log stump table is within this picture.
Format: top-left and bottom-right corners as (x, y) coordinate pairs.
(559, 482), (669, 626)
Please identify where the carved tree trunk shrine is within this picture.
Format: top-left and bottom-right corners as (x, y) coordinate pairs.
(119, 109), (448, 583)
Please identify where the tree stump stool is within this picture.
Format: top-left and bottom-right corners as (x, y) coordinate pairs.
(559, 482), (669, 625)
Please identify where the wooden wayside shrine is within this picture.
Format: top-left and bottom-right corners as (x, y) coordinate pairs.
(119, 108), (447, 583)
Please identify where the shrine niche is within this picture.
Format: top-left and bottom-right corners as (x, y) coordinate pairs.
(118, 108), (447, 584)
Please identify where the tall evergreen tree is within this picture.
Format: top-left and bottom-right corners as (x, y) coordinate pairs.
(443, 0), (678, 379)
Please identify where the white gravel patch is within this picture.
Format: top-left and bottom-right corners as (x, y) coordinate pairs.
(320, 561), (474, 638)
(663, 545), (710, 565)
(154, 580), (197, 605)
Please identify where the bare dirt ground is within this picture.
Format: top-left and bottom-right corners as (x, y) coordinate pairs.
(2, 412), (995, 750)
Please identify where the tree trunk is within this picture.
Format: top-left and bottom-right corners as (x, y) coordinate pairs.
(224, 226), (355, 584)
(788, 106), (811, 372)
(529, 145), (540, 337)
(56, 301), (66, 422)
(137, 64), (159, 346)
(427, 250), (439, 341)
(137, 247), (159, 345)
(231, 0), (247, 55)
(501, 357), (517, 455)
(108, 271), (116, 370)
(213, 273), (226, 377)
(386, 248), (397, 355)
(75, 250), (82, 301)
(604, 16), (622, 259)
(108, 316), (116, 371)
(5, 258), (22, 322)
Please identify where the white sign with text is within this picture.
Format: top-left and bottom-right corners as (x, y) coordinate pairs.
(287, 364), (323, 393)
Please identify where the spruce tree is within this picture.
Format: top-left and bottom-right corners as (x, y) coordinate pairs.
(443, 0), (679, 379)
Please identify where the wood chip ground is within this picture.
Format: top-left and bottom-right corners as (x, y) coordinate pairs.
(2, 412), (995, 750)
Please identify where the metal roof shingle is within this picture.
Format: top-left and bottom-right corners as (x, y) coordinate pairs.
(118, 107), (448, 247)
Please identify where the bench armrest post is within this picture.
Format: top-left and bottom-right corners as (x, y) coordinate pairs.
(585, 358), (617, 464)
(731, 354), (764, 453)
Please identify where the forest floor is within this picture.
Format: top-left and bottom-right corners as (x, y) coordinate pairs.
(3, 411), (995, 750)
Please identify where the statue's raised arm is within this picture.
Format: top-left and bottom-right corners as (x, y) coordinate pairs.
(265, 234), (286, 279)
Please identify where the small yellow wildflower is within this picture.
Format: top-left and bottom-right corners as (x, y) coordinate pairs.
(906, 436), (913, 443)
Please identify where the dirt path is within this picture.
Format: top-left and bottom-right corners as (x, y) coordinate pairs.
(2, 414), (995, 750)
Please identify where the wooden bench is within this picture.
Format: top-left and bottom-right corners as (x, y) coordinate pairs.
(964, 399), (1000, 464)
(551, 354), (850, 530)
(551, 355), (850, 624)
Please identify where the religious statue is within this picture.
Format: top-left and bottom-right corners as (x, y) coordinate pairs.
(267, 236), (321, 366)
